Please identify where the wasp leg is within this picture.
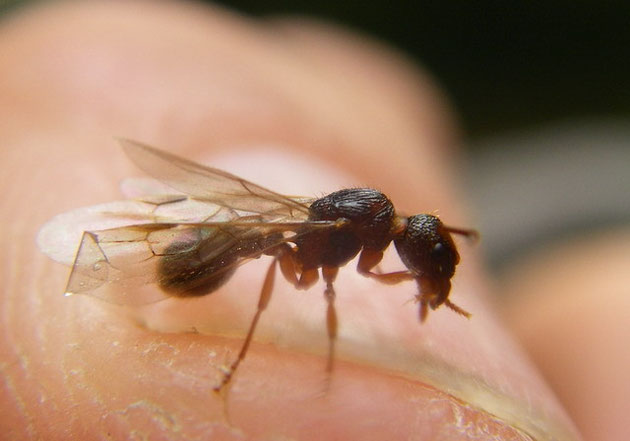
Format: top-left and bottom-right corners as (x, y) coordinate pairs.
(275, 243), (299, 288)
(357, 248), (415, 284)
(321, 266), (339, 377)
(298, 267), (319, 290)
(213, 255), (278, 394)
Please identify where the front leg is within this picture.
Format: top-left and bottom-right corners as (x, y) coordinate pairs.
(416, 276), (471, 322)
(357, 248), (415, 285)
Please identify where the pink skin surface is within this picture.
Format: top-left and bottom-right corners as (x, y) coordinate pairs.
(501, 230), (630, 441)
(0, 1), (585, 440)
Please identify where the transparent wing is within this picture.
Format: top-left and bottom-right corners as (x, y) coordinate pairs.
(38, 181), (315, 267)
(119, 138), (312, 217)
(38, 195), (242, 266)
(65, 219), (335, 305)
(38, 139), (326, 305)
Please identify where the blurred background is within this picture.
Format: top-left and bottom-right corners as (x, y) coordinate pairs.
(225, 0), (630, 140)
(2, 0), (628, 270)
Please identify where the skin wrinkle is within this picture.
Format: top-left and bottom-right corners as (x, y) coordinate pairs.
(1, 361), (34, 439)
(2, 227), (41, 439)
(114, 400), (180, 432)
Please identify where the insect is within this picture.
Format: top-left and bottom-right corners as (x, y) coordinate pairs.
(38, 139), (478, 393)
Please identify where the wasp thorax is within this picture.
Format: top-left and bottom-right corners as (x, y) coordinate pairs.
(295, 188), (396, 269)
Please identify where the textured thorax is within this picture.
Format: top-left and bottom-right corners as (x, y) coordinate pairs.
(295, 188), (396, 269)
(308, 188), (395, 249)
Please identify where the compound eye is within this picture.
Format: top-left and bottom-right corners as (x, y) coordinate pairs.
(430, 241), (455, 275)
(431, 242), (446, 259)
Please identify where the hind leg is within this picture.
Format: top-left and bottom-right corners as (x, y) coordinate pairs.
(213, 256), (278, 393)
(214, 244), (299, 393)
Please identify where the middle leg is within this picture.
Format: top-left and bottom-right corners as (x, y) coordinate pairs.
(321, 265), (339, 375)
(357, 248), (415, 285)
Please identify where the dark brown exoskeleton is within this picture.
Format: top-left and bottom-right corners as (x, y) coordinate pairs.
(206, 188), (477, 392)
(57, 140), (477, 394)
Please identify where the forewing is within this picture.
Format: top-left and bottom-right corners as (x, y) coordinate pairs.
(37, 196), (238, 266)
(64, 219), (334, 305)
(39, 139), (325, 305)
(119, 138), (311, 217)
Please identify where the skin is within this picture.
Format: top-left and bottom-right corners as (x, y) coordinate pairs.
(500, 230), (630, 441)
(2, 1), (623, 440)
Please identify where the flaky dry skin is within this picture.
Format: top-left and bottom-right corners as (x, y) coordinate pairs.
(1, 1), (580, 440)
